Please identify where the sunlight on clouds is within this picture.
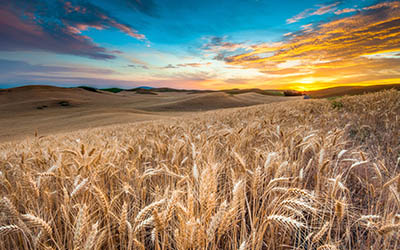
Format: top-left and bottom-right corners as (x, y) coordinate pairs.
(211, 1), (400, 90)
(277, 60), (302, 69)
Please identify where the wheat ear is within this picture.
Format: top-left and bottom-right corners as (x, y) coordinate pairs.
(21, 213), (52, 235)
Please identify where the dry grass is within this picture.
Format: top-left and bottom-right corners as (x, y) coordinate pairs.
(305, 84), (400, 98)
(0, 90), (399, 249)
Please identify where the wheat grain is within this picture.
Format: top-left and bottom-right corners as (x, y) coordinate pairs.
(378, 223), (400, 235)
(134, 199), (166, 224)
(312, 221), (330, 243)
(317, 244), (338, 250)
(83, 221), (98, 250)
(71, 178), (88, 197)
(21, 213), (52, 235)
(267, 215), (304, 230)
(0, 225), (22, 236)
(73, 204), (87, 249)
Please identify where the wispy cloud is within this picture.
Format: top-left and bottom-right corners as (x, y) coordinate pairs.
(286, 2), (340, 24)
(0, 59), (117, 77)
(162, 62), (212, 69)
(334, 8), (358, 15)
(114, 0), (158, 16)
(176, 62), (212, 67)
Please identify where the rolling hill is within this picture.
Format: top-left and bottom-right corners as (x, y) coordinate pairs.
(0, 85), (300, 141)
(305, 84), (400, 98)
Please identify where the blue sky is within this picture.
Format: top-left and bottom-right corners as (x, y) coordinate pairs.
(0, 0), (399, 90)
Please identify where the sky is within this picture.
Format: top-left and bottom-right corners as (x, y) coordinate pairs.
(0, 0), (399, 90)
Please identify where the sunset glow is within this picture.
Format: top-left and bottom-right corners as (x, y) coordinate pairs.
(1, 0), (399, 90)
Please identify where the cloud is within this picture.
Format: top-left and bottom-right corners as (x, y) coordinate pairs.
(0, 59), (117, 80)
(334, 8), (358, 15)
(0, 0), (146, 59)
(0, 9), (115, 60)
(162, 62), (212, 69)
(53, 0), (146, 39)
(176, 62), (212, 67)
(362, 1), (399, 10)
(127, 64), (149, 69)
(0, 75), (140, 89)
(163, 64), (177, 69)
(223, 1), (400, 90)
(201, 36), (252, 61)
(202, 36), (248, 52)
(301, 23), (313, 32)
(286, 2), (340, 24)
(170, 71), (218, 81)
(114, 0), (158, 16)
(311, 2), (340, 15)
(228, 1), (400, 66)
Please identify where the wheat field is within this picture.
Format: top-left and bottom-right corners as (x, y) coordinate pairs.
(0, 90), (399, 249)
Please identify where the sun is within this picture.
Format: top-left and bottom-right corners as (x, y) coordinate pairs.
(298, 77), (315, 84)
(293, 86), (308, 91)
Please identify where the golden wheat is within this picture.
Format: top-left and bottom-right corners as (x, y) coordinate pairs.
(0, 89), (399, 249)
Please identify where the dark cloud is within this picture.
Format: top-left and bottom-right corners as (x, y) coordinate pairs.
(163, 64), (177, 69)
(59, 0), (145, 39)
(0, 0), (145, 60)
(0, 8), (115, 59)
(201, 36), (249, 61)
(127, 64), (149, 69)
(202, 36), (245, 52)
(213, 53), (227, 61)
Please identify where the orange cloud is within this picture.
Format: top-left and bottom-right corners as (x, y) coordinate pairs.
(222, 1), (400, 90)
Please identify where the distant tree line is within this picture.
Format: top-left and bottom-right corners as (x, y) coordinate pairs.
(283, 90), (303, 96)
